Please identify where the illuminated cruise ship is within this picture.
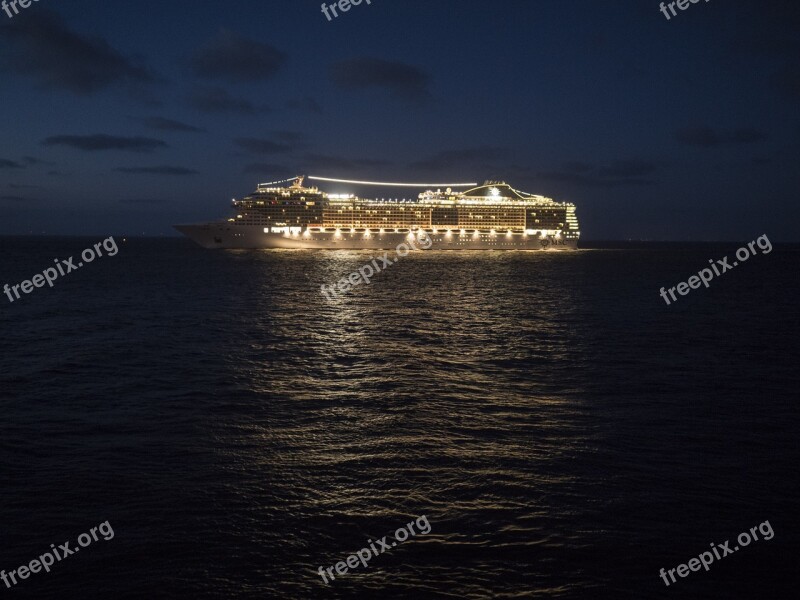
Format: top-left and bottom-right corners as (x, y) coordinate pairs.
(175, 176), (580, 250)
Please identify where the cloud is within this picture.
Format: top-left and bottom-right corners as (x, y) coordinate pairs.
(271, 131), (308, 144)
(0, 195), (35, 202)
(191, 29), (285, 83)
(22, 156), (55, 166)
(42, 135), (167, 152)
(118, 198), (173, 205)
(0, 11), (157, 95)
(538, 160), (657, 188)
(301, 153), (390, 171)
(561, 161), (593, 173)
(142, 117), (206, 133)
(286, 97), (323, 114)
(596, 160), (657, 178)
(234, 138), (293, 155)
(675, 127), (767, 148)
(242, 163), (292, 175)
(115, 166), (198, 176)
(189, 86), (267, 114)
(0, 159), (24, 169)
(8, 183), (43, 189)
(410, 146), (508, 171)
(330, 58), (431, 100)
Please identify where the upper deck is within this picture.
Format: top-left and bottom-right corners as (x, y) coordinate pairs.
(228, 177), (579, 236)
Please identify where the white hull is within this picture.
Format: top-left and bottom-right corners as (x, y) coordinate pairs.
(175, 223), (578, 250)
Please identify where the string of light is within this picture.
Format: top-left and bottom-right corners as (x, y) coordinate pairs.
(308, 176), (477, 187)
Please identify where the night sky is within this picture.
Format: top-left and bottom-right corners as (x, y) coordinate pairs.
(0, 0), (797, 240)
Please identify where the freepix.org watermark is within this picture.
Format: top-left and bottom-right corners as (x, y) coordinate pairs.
(3, 236), (119, 303)
(1, 521), (114, 590)
(659, 234), (772, 305)
(658, 520), (774, 587)
(320, 230), (432, 302)
(318, 515), (431, 584)
(321, 0), (373, 22)
(2, 0), (43, 19)
(658, 0), (711, 21)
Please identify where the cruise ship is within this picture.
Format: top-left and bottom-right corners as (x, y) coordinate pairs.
(175, 176), (580, 250)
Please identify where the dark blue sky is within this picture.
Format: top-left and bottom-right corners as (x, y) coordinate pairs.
(1, 0), (797, 240)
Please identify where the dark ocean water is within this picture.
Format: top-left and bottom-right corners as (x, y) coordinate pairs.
(0, 237), (797, 599)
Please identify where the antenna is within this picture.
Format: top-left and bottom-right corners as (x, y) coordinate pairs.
(257, 176), (302, 187)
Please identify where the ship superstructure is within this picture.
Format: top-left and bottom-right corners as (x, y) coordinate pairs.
(175, 176), (580, 250)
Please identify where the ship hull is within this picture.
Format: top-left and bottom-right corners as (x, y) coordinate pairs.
(175, 223), (578, 250)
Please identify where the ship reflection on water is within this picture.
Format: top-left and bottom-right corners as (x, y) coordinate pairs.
(209, 249), (601, 597)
